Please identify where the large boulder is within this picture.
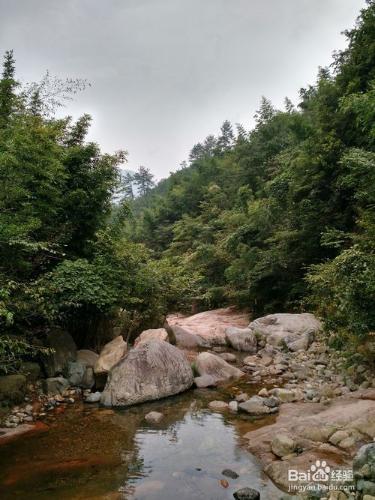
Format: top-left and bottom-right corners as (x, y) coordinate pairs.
(225, 327), (257, 352)
(94, 336), (127, 375)
(134, 328), (169, 347)
(167, 308), (249, 347)
(43, 376), (70, 395)
(195, 352), (244, 385)
(101, 340), (193, 407)
(68, 350), (98, 388)
(42, 329), (77, 377)
(0, 374), (27, 403)
(248, 313), (321, 351)
(76, 349), (99, 368)
(66, 361), (86, 386)
(65, 360), (94, 389)
(19, 361), (41, 382)
(170, 325), (207, 349)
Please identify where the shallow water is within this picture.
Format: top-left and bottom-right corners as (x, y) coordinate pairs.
(0, 382), (282, 499)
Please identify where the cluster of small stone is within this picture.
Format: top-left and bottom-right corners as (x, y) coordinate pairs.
(241, 339), (374, 405)
(3, 382), (81, 428)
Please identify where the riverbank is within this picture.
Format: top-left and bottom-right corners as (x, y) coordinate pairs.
(1, 307), (374, 499)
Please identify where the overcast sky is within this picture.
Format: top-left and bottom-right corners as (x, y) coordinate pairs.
(0, 0), (366, 179)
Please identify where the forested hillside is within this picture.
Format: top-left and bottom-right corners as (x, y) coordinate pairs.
(1, 2), (375, 374)
(128, 1), (375, 356)
(0, 52), (192, 371)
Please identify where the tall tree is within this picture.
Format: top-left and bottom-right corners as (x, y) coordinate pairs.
(120, 171), (135, 200)
(0, 50), (19, 127)
(217, 120), (234, 152)
(133, 166), (154, 197)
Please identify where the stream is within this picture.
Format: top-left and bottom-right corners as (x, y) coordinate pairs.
(0, 380), (283, 499)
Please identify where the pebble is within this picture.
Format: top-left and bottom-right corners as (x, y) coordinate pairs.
(229, 401), (238, 412)
(222, 468), (239, 479)
(233, 487), (260, 500)
(85, 391), (102, 403)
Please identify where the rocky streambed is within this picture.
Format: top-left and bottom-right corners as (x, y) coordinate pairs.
(1, 307), (375, 499)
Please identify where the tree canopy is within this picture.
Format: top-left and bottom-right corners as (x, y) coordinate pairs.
(128, 1), (375, 357)
(1, 1), (375, 371)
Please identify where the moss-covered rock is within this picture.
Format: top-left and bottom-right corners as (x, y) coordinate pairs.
(0, 374), (27, 403)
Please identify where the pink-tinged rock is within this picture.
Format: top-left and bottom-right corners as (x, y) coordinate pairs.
(167, 307), (249, 347)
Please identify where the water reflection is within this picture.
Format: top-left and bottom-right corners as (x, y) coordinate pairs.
(0, 384), (281, 499)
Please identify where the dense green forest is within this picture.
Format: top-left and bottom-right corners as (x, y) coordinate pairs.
(1, 1), (375, 372)
(127, 1), (375, 356)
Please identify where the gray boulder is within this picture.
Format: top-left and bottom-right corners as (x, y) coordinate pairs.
(81, 366), (95, 389)
(248, 313), (321, 351)
(195, 352), (244, 385)
(101, 340), (193, 407)
(43, 376), (70, 395)
(66, 360), (94, 389)
(42, 329), (77, 377)
(171, 325), (207, 348)
(66, 361), (86, 386)
(239, 396), (278, 416)
(225, 327), (257, 352)
(94, 335), (127, 375)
